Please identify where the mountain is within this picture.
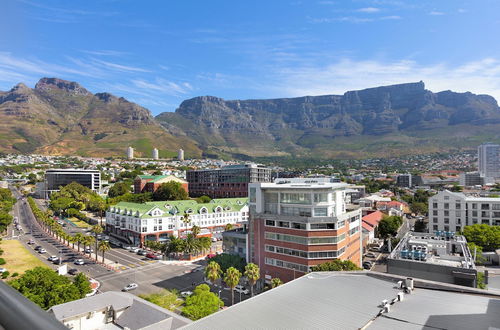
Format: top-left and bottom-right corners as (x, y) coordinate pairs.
(156, 82), (500, 159)
(0, 78), (201, 157)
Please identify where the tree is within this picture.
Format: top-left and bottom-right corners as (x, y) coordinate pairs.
(98, 240), (111, 263)
(108, 182), (131, 198)
(182, 212), (191, 225)
(244, 263), (260, 297)
(91, 225), (103, 261)
(9, 267), (90, 310)
(191, 225), (200, 238)
(414, 219), (427, 232)
(140, 289), (183, 312)
(205, 261), (222, 286)
(49, 196), (73, 216)
(74, 233), (84, 252)
(378, 216), (403, 239)
(208, 253), (247, 273)
(163, 236), (185, 258)
(182, 284), (223, 320)
(183, 233), (201, 257)
(224, 223), (234, 231)
(224, 267), (241, 306)
(270, 277), (283, 288)
(310, 260), (361, 271)
(152, 181), (188, 201)
(462, 224), (500, 251)
(410, 202), (427, 215)
(195, 195), (212, 204)
(73, 273), (92, 297)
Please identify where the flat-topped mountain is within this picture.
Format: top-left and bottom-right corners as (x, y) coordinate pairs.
(0, 78), (201, 157)
(157, 82), (500, 158)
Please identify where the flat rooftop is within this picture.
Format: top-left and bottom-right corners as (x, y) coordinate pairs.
(180, 272), (500, 330)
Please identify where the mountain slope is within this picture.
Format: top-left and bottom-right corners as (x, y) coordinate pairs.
(156, 82), (500, 158)
(0, 78), (201, 157)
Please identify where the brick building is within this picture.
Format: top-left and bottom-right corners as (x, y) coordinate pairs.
(134, 175), (189, 195)
(249, 178), (362, 283)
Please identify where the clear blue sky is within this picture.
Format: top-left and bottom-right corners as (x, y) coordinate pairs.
(1, 0), (500, 114)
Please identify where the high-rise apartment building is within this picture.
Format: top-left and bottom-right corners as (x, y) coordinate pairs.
(249, 178), (362, 283)
(187, 164), (272, 198)
(178, 149), (184, 161)
(152, 148), (159, 160)
(478, 143), (500, 181)
(127, 146), (134, 160)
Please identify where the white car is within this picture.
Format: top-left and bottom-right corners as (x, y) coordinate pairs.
(84, 248), (93, 253)
(38, 248), (47, 254)
(130, 247), (140, 253)
(122, 283), (138, 292)
(47, 255), (58, 262)
(74, 259), (85, 265)
(235, 285), (249, 295)
(180, 291), (193, 298)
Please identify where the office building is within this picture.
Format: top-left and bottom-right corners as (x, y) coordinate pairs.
(187, 164), (272, 198)
(459, 171), (484, 187)
(43, 169), (101, 199)
(249, 178), (362, 283)
(428, 190), (500, 233)
(396, 174), (412, 188)
(152, 148), (159, 160)
(49, 291), (191, 330)
(106, 198), (248, 246)
(127, 146), (134, 160)
(388, 232), (477, 287)
(178, 148), (184, 161)
(181, 271), (500, 330)
(222, 226), (249, 262)
(478, 143), (500, 181)
(134, 175), (188, 194)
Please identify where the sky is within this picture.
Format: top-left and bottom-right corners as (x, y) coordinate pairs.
(1, 0), (500, 115)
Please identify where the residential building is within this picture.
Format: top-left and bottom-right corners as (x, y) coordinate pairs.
(106, 198), (248, 246)
(134, 175), (189, 194)
(178, 148), (184, 161)
(48, 291), (191, 330)
(187, 163), (272, 198)
(459, 171), (484, 187)
(396, 173), (412, 187)
(222, 226), (249, 262)
(362, 210), (384, 246)
(388, 232), (477, 287)
(249, 178), (362, 283)
(127, 146), (134, 159)
(478, 142), (500, 181)
(42, 169), (101, 199)
(152, 148), (159, 160)
(428, 190), (500, 233)
(180, 271), (500, 330)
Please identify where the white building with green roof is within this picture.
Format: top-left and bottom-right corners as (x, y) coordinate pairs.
(106, 198), (249, 246)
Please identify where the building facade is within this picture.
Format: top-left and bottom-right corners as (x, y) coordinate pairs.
(127, 146), (134, 160)
(396, 174), (412, 188)
(152, 148), (159, 160)
(43, 169), (101, 199)
(222, 226), (249, 262)
(428, 190), (500, 233)
(134, 175), (188, 194)
(459, 171), (484, 187)
(106, 198), (248, 246)
(187, 164), (272, 198)
(249, 178), (362, 283)
(478, 143), (500, 181)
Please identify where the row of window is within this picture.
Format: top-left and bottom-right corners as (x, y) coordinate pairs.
(264, 257), (309, 273)
(265, 244), (345, 259)
(264, 232), (346, 245)
(432, 210), (500, 218)
(432, 201), (500, 210)
(264, 219), (346, 230)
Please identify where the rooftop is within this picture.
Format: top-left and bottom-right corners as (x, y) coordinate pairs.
(255, 178), (349, 190)
(180, 272), (500, 330)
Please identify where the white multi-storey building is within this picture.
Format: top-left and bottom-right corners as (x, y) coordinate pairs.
(428, 190), (500, 233)
(106, 198), (249, 246)
(478, 143), (500, 182)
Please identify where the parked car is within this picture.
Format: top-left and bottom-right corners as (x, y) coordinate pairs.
(145, 253), (159, 259)
(38, 248), (47, 254)
(34, 245), (42, 251)
(130, 247), (140, 253)
(122, 283), (138, 292)
(84, 248), (93, 253)
(68, 268), (79, 275)
(364, 252), (377, 258)
(362, 261), (372, 270)
(74, 259), (85, 265)
(47, 255), (58, 262)
(27, 239), (35, 245)
(137, 250), (148, 256)
(180, 291), (193, 298)
(235, 285), (249, 295)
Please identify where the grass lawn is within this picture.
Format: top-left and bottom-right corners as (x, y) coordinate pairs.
(68, 217), (91, 228)
(1, 239), (48, 276)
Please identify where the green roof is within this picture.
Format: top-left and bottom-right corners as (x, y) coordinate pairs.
(109, 198), (248, 219)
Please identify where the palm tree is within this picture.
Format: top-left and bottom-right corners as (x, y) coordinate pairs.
(198, 237), (211, 255)
(75, 233), (84, 252)
(271, 277), (283, 288)
(85, 236), (95, 258)
(182, 212), (191, 224)
(98, 240), (111, 263)
(224, 223), (234, 231)
(205, 261), (222, 286)
(91, 225), (103, 261)
(224, 267), (241, 306)
(191, 225), (200, 238)
(69, 235), (76, 249)
(244, 263), (260, 297)
(183, 233), (200, 258)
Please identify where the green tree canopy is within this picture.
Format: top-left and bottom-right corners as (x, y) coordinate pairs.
(9, 267), (91, 310)
(378, 216), (403, 239)
(208, 253), (247, 273)
(310, 259), (361, 271)
(463, 224), (500, 252)
(410, 202), (427, 215)
(108, 182), (131, 198)
(152, 181), (188, 201)
(195, 195), (212, 203)
(182, 284), (224, 320)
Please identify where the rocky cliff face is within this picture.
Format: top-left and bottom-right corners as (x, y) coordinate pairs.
(157, 81), (500, 158)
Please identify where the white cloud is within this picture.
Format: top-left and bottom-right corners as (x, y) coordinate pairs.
(91, 59), (150, 73)
(429, 11), (445, 16)
(357, 7), (380, 13)
(380, 15), (402, 20)
(264, 58), (500, 102)
(131, 78), (193, 96)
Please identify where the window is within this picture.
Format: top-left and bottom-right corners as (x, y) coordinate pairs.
(472, 203), (477, 209)
(455, 211), (461, 217)
(265, 220), (275, 227)
(444, 218), (449, 224)
(457, 218), (461, 224)
(444, 203), (449, 209)
(314, 193), (328, 203)
(141, 227), (147, 232)
(349, 227), (359, 235)
(455, 203), (461, 210)
(433, 225), (438, 230)
(444, 210), (449, 216)
(265, 232), (345, 245)
(281, 206), (312, 217)
(249, 188), (256, 203)
(337, 220), (346, 228)
(433, 210), (438, 216)
(432, 203), (438, 208)
(493, 204), (500, 210)
(310, 223), (335, 230)
(159, 226), (162, 231)
(153, 226), (157, 231)
(278, 221), (290, 228)
(433, 218), (438, 223)
(444, 225), (449, 231)
(481, 204), (490, 210)
(291, 222), (306, 230)
(456, 226), (461, 232)
(472, 211), (478, 217)
(280, 193), (311, 205)
(158, 219), (162, 224)
(482, 219), (490, 224)
(314, 208), (328, 217)
(444, 196), (449, 200)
